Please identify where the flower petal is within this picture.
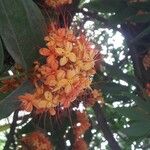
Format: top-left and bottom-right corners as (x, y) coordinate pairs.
(65, 84), (72, 94)
(39, 48), (50, 56)
(65, 42), (73, 52)
(67, 69), (76, 79)
(68, 52), (76, 62)
(60, 56), (68, 66)
(55, 48), (65, 55)
(57, 69), (66, 80)
(44, 91), (53, 101)
(35, 100), (48, 109)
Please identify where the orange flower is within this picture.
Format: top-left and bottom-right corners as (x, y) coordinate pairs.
(145, 83), (150, 96)
(18, 93), (35, 112)
(73, 111), (91, 139)
(73, 138), (88, 150)
(143, 51), (150, 70)
(0, 78), (22, 93)
(21, 131), (53, 150)
(45, 0), (72, 8)
(84, 89), (104, 107)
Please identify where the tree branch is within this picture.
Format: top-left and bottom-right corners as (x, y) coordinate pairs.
(4, 110), (19, 150)
(93, 103), (121, 150)
(77, 9), (121, 32)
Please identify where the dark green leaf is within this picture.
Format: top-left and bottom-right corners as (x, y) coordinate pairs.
(101, 82), (129, 94)
(126, 94), (150, 113)
(0, 80), (34, 120)
(128, 14), (150, 23)
(132, 26), (150, 43)
(0, 0), (46, 70)
(121, 122), (150, 137)
(105, 63), (136, 86)
(116, 107), (150, 121)
(83, 0), (126, 13)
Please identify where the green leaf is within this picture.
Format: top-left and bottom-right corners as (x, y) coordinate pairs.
(0, 80), (34, 120)
(126, 94), (150, 113)
(0, 92), (11, 101)
(116, 107), (150, 121)
(0, 0), (46, 70)
(0, 39), (4, 72)
(101, 82), (129, 95)
(105, 63), (136, 86)
(83, 0), (126, 13)
(121, 122), (150, 137)
(0, 124), (10, 132)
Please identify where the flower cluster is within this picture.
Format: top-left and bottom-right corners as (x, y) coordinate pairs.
(73, 138), (88, 150)
(19, 24), (98, 115)
(21, 131), (53, 150)
(45, 0), (72, 7)
(73, 111), (91, 139)
(73, 111), (90, 150)
(143, 51), (150, 70)
(83, 89), (104, 107)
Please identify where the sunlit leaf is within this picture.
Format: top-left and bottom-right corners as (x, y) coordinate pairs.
(0, 124), (10, 132)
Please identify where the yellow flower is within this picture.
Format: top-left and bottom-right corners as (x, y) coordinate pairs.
(56, 42), (76, 66)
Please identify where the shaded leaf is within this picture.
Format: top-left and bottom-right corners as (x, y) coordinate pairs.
(0, 80), (34, 120)
(129, 14), (150, 23)
(0, 0), (46, 70)
(132, 26), (150, 43)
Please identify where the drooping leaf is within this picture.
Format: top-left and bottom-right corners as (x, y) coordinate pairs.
(0, 80), (34, 120)
(0, 38), (4, 72)
(0, 0), (46, 70)
(121, 122), (150, 137)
